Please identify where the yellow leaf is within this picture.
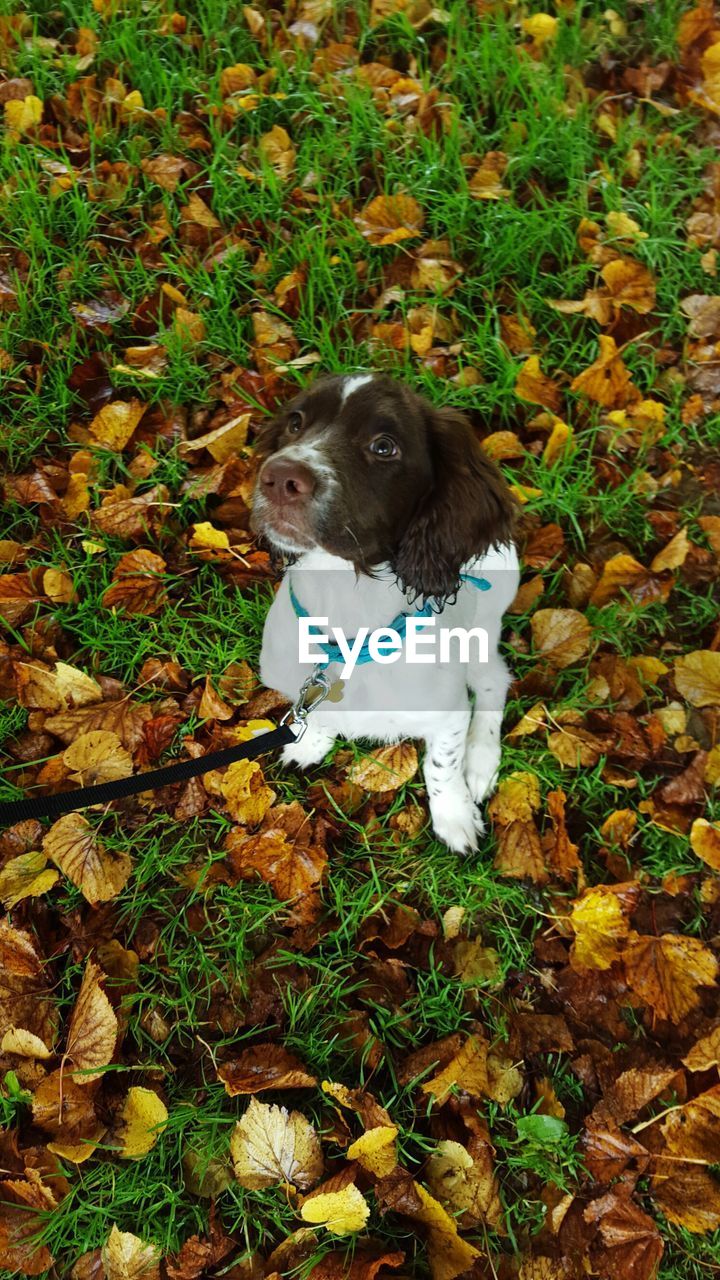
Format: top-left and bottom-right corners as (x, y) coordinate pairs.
(607, 213), (647, 242)
(117, 1087), (168, 1159)
(674, 651), (720, 706)
(347, 1125), (398, 1176)
(178, 411), (251, 461)
(570, 336), (635, 408)
(542, 418), (573, 465)
(421, 1034), (490, 1101)
(691, 819), (720, 871)
(522, 13), (558, 43)
(221, 759), (275, 825)
(569, 887), (629, 970)
(300, 1184), (370, 1235)
(0, 851), (59, 910)
(90, 399), (146, 450)
(63, 730), (133, 786)
(230, 1096), (323, 1189)
(355, 193), (425, 245)
(44, 812), (133, 904)
(412, 1181), (482, 1279)
(259, 125), (296, 179)
(43, 568), (76, 603)
(488, 771), (541, 824)
(102, 1225), (161, 1280)
(120, 90), (144, 114)
(190, 522), (231, 551)
(4, 95), (43, 136)
(0, 1027), (53, 1059)
(515, 355), (562, 411)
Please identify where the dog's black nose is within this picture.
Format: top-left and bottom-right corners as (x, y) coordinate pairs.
(260, 457), (316, 501)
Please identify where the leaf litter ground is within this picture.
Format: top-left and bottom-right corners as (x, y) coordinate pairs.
(2, 1), (720, 1278)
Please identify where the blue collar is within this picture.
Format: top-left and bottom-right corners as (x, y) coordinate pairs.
(289, 572), (491, 668)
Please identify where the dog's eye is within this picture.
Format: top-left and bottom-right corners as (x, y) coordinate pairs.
(369, 434), (399, 459)
(287, 411), (304, 434)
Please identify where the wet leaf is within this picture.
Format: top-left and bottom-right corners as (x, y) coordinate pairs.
(623, 934), (718, 1022)
(219, 1045), (317, 1094)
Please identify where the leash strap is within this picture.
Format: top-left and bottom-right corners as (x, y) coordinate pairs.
(0, 723), (296, 826)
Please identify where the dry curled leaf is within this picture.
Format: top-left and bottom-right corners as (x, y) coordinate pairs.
(219, 1044), (317, 1094)
(66, 959), (118, 1080)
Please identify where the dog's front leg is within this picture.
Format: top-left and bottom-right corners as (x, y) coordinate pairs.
(281, 723), (336, 770)
(424, 713), (482, 854)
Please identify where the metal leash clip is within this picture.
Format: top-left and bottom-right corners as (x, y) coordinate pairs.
(280, 665), (333, 739)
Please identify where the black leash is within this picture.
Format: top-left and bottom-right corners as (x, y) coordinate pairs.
(0, 724), (296, 826)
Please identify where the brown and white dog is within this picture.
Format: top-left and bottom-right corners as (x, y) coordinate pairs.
(251, 373), (518, 852)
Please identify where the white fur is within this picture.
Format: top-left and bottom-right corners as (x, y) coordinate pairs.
(259, 544), (519, 853)
(340, 373), (374, 403)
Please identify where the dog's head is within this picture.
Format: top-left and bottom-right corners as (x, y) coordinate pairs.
(251, 373), (515, 602)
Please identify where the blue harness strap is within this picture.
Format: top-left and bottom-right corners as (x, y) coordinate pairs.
(289, 572), (491, 667)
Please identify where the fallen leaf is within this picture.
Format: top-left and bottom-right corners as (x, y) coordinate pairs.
(89, 399), (146, 450)
(674, 651), (720, 706)
(66, 959), (118, 1080)
(531, 608), (592, 668)
(230, 1097), (324, 1190)
(515, 355), (562, 411)
(221, 759), (275, 824)
(570, 336), (636, 408)
(63, 730), (134, 785)
(44, 814), (133, 903)
(569, 886), (631, 970)
(347, 1125), (398, 1176)
(355, 194), (425, 245)
(117, 1087), (168, 1158)
(102, 1225), (161, 1280)
(300, 1185), (370, 1235)
(624, 934), (718, 1022)
(348, 743), (418, 791)
(219, 1044), (317, 1094)
(0, 851), (60, 909)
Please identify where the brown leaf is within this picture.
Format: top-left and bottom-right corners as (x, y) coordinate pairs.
(623, 934), (718, 1022)
(515, 355), (562, 411)
(544, 787), (581, 880)
(684, 1026), (720, 1072)
(585, 1192), (663, 1280)
(66, 959), (118, 1080)
(355, 194), (425, 245)
(494, 819), (547, 883)
(220, 759), (275, 825)
(218, 1044), (316, 1094)
(0, 1174), (58, 1275)
(590, 554), (669, 607)
(348, 743), (418, 792)
(531, 608), (592, 668)
(0, 572), (42, 626)
(44, 814), (133, 904)
(102, 549), (167, 616)
(652, 1164), (720, 1233)
(44, 698), (153, 750)
(589, 1064), (678, 1127)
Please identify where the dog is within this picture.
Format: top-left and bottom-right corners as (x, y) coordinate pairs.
(250, 373), (519, 852)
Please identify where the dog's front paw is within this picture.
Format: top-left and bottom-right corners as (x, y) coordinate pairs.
(430, 790), (485, 855)
(465, 742), (500, 806)
(281, 727), (334, 771)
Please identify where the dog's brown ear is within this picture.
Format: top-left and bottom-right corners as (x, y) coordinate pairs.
(392, 405), (516, 604)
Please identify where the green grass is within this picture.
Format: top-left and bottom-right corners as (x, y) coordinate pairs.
(1, 0), (719, 1274)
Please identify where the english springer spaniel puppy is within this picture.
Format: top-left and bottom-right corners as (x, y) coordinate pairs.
(251, 373), (518, 853)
